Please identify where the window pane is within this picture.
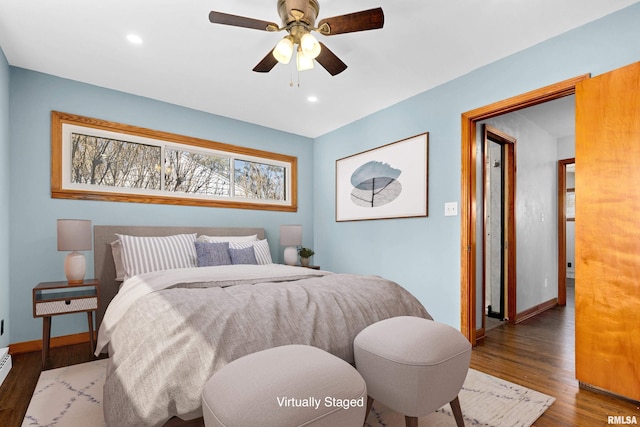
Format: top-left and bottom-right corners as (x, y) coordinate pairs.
(54, 112), (296, 211)
(234, 160), (286, 200)
(164, 148), (231, 196)
(71, 133), (161, 190)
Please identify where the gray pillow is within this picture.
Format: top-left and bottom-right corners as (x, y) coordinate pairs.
(229, 246), (258, 265)
(195, 241), (232, 267)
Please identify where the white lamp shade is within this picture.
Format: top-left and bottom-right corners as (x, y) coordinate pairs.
(57, 219), (92, 251)
(273, 36), (294, 64)
(280, 225), (302, 246)
(300, 33), (321, 59)
(296, 48), (314, 71)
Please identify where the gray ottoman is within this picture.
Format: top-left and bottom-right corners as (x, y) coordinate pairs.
(202, 344), (367, 427)
(354, 316), (471, 427)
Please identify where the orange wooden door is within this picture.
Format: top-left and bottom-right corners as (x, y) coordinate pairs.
(575, 61), (640, 401)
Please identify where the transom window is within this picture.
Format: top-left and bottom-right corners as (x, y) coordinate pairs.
(51, 112), (297, 211)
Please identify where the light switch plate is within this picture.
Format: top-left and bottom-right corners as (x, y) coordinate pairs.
(445, 202), (458, 217)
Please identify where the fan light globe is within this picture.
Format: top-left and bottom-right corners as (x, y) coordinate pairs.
(296, 47), (314, 71)
(300, 32), (321, 59)
(273, 36), (294, 64)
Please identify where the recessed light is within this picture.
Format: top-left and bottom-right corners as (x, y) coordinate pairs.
(127, 34), (143, 44)
(307, 96), (318, 103)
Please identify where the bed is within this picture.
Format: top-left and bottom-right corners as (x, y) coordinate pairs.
(93, 225), (431, 427)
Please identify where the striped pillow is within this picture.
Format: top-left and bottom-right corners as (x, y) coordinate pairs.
(117, 233), (197, 279)
(229, 239), (273, 265)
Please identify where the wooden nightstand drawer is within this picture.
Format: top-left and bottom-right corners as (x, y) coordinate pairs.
(34, 296), (98, 317)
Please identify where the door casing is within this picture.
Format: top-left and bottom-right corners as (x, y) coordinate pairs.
(460, 74), (589, 344)
(480, 125), (516, 336)
(557, 158), (575, 306)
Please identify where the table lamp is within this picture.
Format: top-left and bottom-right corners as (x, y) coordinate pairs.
(57, 219), (92, 284)
(280, 225), (302, 266)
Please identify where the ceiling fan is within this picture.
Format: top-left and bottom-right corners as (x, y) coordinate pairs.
(209, 0), (384, 76)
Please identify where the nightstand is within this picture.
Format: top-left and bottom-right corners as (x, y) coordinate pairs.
(302, 265), (320, 270)
(32, 279), (99, 366)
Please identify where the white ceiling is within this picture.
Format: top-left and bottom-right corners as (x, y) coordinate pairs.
(518, 94), (575, 139)
(0, 0), (636, 138)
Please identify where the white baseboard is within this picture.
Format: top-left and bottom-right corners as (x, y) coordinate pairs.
(0, 347), (12, 388)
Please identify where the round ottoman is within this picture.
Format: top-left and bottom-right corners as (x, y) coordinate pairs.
(354, 316), (471, 427)
(202, 344), (367, 427)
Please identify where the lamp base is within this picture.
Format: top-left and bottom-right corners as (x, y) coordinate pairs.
(65, 251), (86, 284)
(283, 246), (298, 266)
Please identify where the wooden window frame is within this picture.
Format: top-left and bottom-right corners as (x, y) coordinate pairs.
(51, 111), (297, 212)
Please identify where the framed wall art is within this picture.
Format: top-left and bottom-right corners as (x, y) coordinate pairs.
(336, 133), (428, 222)
(566, 188), (575, 220)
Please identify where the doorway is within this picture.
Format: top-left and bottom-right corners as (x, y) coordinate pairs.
(557, 158), (575, 306)
(482, 125), (516, 331)
(460, 74), (589, 344)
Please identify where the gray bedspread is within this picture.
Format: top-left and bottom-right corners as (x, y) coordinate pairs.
(103, 273), (431, 427)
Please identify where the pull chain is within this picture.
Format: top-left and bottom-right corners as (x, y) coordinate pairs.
(288, 70), (302, 87)
(288, 61), (302, 88)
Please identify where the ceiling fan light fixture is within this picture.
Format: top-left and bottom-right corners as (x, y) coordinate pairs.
(296, 47), (314, 71)
(300, 32), (321, 59)
(273, 36), (294, 64)
(209, 3), (384, 76)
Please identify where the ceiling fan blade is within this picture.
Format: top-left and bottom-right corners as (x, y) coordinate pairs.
(253, 49), (279, 73)
(317, 7), (384, 35)
(209, 11), (279, 32)
(315, 43), (347, 76)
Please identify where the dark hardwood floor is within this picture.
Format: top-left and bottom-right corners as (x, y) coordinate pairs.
(1, 287), (638, 427)
(471, 286), (640, 426)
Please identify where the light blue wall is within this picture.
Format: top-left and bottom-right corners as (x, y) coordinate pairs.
(313, 4), (640, 327)
(0, 47), (9, 348)
(6, 3), (640, 344)
(9, 68), (313, 343)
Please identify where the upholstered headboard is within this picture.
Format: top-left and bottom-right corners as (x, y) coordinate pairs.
(93, 225), (265, 328)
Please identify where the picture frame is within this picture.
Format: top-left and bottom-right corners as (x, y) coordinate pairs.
(50, 111), (297, 212)
(566, 188), (575, 221)
(336, 133), (428, 222)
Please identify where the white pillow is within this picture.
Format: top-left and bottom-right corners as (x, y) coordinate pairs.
(229, 239), (273, 265)
(110, 240), (126, 281)
(197, 234), (258, 243)
(116, 233), (198, 279)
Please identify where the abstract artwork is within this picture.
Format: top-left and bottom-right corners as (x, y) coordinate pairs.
(336, 133), (428, 221)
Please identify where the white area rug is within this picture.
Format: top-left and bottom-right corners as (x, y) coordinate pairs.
(23, 359), (554, 427)
(366, 368), (555, 426)
(22, 359), (107, 427)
